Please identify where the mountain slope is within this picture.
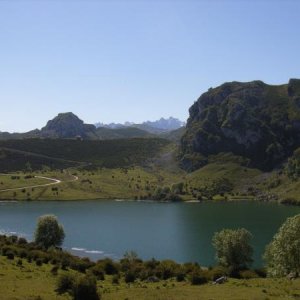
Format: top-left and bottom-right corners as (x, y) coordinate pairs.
(40, 112), (97, 138)
(180, 79), (300, 171)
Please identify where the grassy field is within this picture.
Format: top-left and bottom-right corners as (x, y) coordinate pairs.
(0, 174), (51, 190)
(0, 141), (299, 203)
(0, 159), (298, 202)
(1, 256), (300, 300)
(0, 167), (184, 200)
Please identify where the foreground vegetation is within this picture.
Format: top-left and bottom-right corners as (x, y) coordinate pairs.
(1, 255), (300, 300)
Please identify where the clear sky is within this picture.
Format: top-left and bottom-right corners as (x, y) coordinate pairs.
(0, 0), (300, 132)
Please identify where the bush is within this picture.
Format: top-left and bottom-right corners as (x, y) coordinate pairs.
(73, 275), (100, 300)
(17, 259), (23, 266)
(56, 273), (75, 295)
(18, 237), (28, 245)
(254, 268), (267, 278)
(89, 264), (105, 280)
(124, 270), (136, 283)
(239, 269), (258, 279)
(51, 265), (59, 276)
(112, 274), (120, 285)
(98, 258), (119, 275)
(176, 272), (185, 282)
(6, 251), (15, 260)
(189, 269), (208, 285)
(36, 259), (43, 266)
(156, 260), (178, 280)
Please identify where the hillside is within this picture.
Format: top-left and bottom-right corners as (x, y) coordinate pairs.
(180, 79), (300, 171)
(95, 126), (152, 139)
(0, 138), (170, 171)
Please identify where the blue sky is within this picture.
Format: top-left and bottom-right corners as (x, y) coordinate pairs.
(0, 0), (300, 132)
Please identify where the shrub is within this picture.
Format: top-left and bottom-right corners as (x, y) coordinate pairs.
(73, 275), (100, 300)
(239, 269), (258, 279)
(18, 237), (28, 245)
(254, 268), (267, 278)
(189, 269), (208, 285)
(17, 258), (23, 266)
(176, 271), (185, 282)
(51, 265), (59, 276)
(56, 273), (75, 295)
(36, 259), (43, 266)
(124, 270), (136, 283)
(98, 258), (119, 275)
(6, 251), (15, 260)
(112, 274), (120, 285)
(156, 260), (178, 280)
(90, 264), (105, 280)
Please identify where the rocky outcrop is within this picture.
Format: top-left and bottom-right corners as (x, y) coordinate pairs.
(41, 112), (96, 139)
(180, 79), (300, 171)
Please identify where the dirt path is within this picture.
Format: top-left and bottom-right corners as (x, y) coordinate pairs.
(0, 174), (78, 193)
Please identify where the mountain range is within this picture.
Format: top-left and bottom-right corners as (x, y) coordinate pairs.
(95, 117), (185, 133)
(0, 114), (185, 141)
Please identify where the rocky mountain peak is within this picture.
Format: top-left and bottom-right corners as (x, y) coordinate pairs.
(41, 112), (96, 138)
(181, 79), (300, 171)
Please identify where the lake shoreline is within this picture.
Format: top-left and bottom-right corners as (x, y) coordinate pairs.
(1, 200), (300, 266)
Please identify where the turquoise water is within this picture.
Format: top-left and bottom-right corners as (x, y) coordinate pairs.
(0, 200), (299, 267)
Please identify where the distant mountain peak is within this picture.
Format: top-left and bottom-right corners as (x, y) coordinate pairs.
(95, 117), (186, 133)
(143, 117), (185, 130)
(41, 112), (96, 138)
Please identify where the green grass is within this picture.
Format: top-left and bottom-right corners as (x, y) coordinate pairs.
(0, 256), (70, 300)
(0, 175), (51, 190)
(1, 256), (300, 300)
(102, 277), (300, 300)
(0, 167), (185, 201)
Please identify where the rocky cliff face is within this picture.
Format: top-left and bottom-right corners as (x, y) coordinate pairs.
(41, 112), (96, 138)
(180, 79), (300, 171)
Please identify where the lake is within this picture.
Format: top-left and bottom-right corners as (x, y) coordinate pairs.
(0, 200), (300, 267)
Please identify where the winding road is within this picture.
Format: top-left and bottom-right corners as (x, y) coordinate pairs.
(0, 174), (78, 193)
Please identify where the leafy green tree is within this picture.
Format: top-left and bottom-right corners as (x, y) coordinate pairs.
(34, 215), (65, 249)
(264, 214), (300, 277)
(212, 228), (253, 273)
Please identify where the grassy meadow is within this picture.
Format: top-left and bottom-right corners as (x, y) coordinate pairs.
(1, 256), (300, 300)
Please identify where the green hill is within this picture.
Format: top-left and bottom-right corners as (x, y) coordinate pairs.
(0, 138), (170, 171)
(95, 126), (152, 139)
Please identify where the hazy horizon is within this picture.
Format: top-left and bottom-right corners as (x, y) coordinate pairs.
(1, 0), (300, 132)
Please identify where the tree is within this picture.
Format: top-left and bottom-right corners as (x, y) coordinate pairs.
(264, 214), (300, 277)
(34, 215), (65, 249)
(212, 228), (253, 273)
